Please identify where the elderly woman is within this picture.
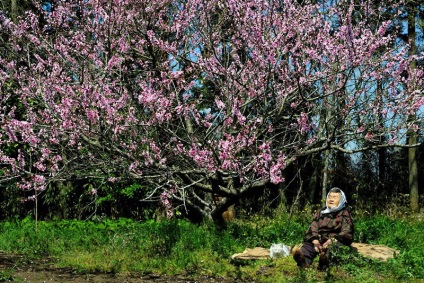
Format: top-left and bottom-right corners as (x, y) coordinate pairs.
(293, 187), (354, 270)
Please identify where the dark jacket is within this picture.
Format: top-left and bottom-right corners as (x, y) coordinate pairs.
(304, 208), (354, 246)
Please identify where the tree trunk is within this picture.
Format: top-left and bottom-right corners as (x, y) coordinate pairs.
(308, 160), (320, 203)
(407, 2), (419, 213)
(409, 134), (419, 212)
(11, 0), (17, 22)
(377, 81), (386, 194)
(322, 149), (330, 201)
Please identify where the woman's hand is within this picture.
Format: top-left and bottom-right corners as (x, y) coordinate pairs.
(322, 238), (337, 249)
(312, 239), (321, 252)
(322, 239), (331, 249)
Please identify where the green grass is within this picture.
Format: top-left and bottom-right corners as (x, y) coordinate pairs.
(0, 269), (15, 282)
(0, 213), (423, 282)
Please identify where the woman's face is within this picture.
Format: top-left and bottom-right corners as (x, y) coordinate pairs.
(327, 192), (341, 208)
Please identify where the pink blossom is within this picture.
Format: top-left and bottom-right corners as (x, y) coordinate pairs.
(364, 132), (374, 141)
(270, 164), (285, 184)
(297, 113), (310, 135)
(86, 109), (99, 124)
(108, 177), (118, 183)
(215, 98), (225, 109)
(223, 117), (233, 127)
(357, 126), (365, 133)
(160, 189), (175, 218)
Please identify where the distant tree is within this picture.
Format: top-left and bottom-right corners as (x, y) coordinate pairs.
(405, 0), (421, 213)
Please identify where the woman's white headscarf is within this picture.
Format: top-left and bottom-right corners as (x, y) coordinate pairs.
(321, 187), (347, 214)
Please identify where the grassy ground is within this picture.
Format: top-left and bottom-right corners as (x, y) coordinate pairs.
(0, 211), (423, 283)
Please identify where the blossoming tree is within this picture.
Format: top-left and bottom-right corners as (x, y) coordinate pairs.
(1, 0), (423, 221)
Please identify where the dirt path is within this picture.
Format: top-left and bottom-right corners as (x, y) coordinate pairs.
(0, 253), (237, 283)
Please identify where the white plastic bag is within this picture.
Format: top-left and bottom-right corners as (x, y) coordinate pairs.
(270, 243), (291, 259)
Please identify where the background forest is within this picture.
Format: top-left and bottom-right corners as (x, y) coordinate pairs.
(0, 0), (424, 223)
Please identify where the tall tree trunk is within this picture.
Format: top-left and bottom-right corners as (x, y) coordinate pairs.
(308, 159), (320, 203)
(321, 83), (337, 200)
(408, 132), (419, 212)
(322, 149), (330, 201)
(320, 92), (333, 202)
(377, 81), (386, 194)
(407, 2), (419, 213)
(11, 0), (18, 22)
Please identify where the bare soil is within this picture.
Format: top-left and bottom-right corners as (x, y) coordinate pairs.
(0, 253), (238, 283)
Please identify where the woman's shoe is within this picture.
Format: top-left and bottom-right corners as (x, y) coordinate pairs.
(292, 246), (308, 268)
(317, 252), (329, 271)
